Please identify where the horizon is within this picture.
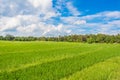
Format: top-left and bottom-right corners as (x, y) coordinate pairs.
(0, 33), (120, 38)
(0, 0), (120, 36)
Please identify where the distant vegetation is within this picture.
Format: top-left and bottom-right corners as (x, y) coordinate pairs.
(0, 34), (120, 43)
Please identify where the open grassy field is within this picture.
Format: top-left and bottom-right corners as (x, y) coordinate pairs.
(0, 41), (120, 80)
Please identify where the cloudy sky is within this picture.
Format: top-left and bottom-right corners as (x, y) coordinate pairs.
(0, 0), (120, 36)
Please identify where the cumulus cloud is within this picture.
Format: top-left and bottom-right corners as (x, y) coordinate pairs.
(0, 0), (64, 36)
(16, 24), (38, 33)
(79, 20), (120, 35)
(0, 0), (120, 36)
(1, 11), (120, 36)
(60, 11), (120, 35)
(0, 0), (59, 19)
(0, 15), (71, 36)
(28, 0), (51, 8)
(0, 15), (41, 31)
(74, 20), (86, 25)
(66, 2), (81, 16)
(42, 24), (71, 36)
(28, 0), (60, 20)
(81, 11), (120, 20)
(0, 16), (20, 31)
(0, 0), (31, 16)
(61, 17), (86, 25)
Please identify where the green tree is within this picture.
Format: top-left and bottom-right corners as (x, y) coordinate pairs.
(5, 34), (14, 41)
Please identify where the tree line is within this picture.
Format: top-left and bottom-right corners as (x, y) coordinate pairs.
(0, 34), (120, 43)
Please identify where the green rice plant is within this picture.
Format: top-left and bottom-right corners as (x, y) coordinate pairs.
(0, 41), (120, 80)
(61, 57), (120, 80)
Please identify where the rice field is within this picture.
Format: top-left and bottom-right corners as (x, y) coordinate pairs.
(0, 41), (120, 80)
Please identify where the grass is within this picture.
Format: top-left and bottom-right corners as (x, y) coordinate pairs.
(61, 57), (120, 80)
(0, 41), (120, 80)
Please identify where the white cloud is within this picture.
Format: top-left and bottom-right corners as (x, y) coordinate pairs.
(66, 2), (81, 16)
(0, 0), (120, 36)
(107, 20), (120, 26)
(105, 11), (120, 18)
(41, 24), (71, 36)
(81, 11), (120, 20)
(61, 17), (86, 25)
(83, 20), (120, 35)
(60, 17), (120, 35)
(55, 0), (66, 10)
(16, 24), (38, 33)
(0, 15), (41, 32)
(74, 20), (86, 25)
(27, 0), (59, 19)
(0, 15), (71, 36)
(28, 0), (51, 8)
(0, 0), (59, 20)
(0, 0), (30, 16)
(0, 16), (20, 31)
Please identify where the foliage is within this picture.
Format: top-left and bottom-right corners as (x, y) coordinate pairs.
(0, 34), (120, 43)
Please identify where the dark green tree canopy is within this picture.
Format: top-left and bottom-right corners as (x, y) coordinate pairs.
(0, 34), (120, 43)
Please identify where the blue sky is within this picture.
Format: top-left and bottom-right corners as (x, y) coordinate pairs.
(0, 0), (120, 36)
